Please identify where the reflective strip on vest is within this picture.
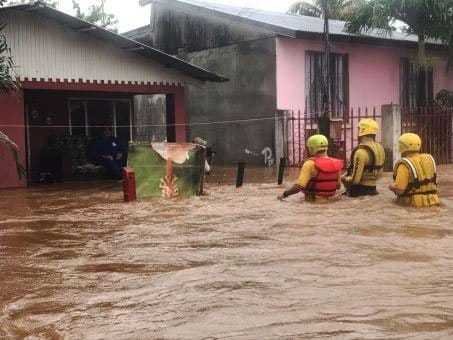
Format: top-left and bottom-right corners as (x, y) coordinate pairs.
(401, 157), (419, 181)
(398, 156), (437, 196)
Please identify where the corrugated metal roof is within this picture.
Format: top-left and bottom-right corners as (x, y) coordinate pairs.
(140, 0), (441, 47)
(122, 25), (151, 42)
(1, 1), (228, 82)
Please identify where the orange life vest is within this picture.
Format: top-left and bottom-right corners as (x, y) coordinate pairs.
(307, 156), (344, 197)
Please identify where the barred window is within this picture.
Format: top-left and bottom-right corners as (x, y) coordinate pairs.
(400, 58), (434, 109)
(305, 51), (349, 119)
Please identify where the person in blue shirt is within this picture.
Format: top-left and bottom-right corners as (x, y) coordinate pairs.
(95, 127), (124, 179)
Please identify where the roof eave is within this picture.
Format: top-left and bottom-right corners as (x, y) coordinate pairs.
(1, 2), (227, 83)
(292, 30), (444, 50)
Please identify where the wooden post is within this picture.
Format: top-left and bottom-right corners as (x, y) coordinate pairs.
(277, 157), (286, 185)
(236, 162), (246, 188)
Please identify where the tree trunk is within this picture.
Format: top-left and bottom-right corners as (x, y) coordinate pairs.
(417, 34), (429, 106)
(418, 34), (427, 66)
(320, 0), (331, 138)
(447, 34), (453, 72)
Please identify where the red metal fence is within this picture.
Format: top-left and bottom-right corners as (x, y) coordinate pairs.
(286, 106), (453, 167)
(286, 107), (381, 167)
(402, 107), (453, 164)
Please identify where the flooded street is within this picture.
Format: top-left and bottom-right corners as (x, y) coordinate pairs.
(1, 168), (453, 339)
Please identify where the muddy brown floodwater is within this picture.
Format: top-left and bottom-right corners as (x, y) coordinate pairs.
(1, 167), (453, 340)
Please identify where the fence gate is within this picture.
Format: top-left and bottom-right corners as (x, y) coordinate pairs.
(285, 108), (381, 167)
(402, 107), (453, 164)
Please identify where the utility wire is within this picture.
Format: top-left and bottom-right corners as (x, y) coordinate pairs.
(0, 114), (284, 128)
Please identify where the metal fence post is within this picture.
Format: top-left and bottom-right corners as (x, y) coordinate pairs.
(277, 157), (286, 185)
(236, 162), (246, 188)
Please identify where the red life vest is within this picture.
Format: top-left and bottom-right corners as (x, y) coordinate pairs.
(307, 156), (344, 197)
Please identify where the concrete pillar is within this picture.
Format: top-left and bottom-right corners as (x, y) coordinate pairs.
(381, 104), (401, 171)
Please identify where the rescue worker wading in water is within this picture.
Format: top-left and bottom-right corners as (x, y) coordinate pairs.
(342, 118), (385, 197)
(389, 133), (440, 208)
(278, 134), (344, 202)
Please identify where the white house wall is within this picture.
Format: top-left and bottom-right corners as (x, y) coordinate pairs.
(1, 11), (192, 85)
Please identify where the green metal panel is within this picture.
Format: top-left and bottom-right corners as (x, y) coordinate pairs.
(128, 142), (205, 198)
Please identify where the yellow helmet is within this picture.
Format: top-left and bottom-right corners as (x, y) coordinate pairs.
(307, 134), (329, 155)
(399, 133), (422, 154)
(358, 118), (379, 137)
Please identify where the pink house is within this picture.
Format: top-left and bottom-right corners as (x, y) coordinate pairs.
(132, 0), (453, 165)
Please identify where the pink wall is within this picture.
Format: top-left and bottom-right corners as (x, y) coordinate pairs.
(276, 37), (453, 112)
(276, 37), (453, 165)
(0, 91), (26, 189)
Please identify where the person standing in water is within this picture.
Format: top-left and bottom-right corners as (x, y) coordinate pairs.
(278, 134), (344, 202)
(94, 127), (124, 180)
(342, 118), (385, 197)
(389, 133), (440, 208)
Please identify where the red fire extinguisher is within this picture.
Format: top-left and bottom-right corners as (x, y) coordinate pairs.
(122, 167), (137, 202)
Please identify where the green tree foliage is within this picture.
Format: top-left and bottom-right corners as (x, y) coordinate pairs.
(0, 25), (16, 93)
(345, 0), (450, 66)
(288, 0), (366, 20)
(433, 1), (453, 70)
(72, 0), (118, 32)
(0, 0), (26, 178)
(7, 0), (58, 7)
(0, 0), (16, 92)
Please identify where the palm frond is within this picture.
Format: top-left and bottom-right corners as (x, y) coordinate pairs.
(345, 0), (452, 67)
(0, 131), (26, 179)
(345, 0), (395, 35)
(288, 2), (322, 17)
(1, 2), (25, 179)
(288, 0), (370, 21)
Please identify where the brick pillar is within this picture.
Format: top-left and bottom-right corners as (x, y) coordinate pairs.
(381, 104), (401, 171)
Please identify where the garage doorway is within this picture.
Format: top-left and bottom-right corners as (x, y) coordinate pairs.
(68, 98), (132, 143)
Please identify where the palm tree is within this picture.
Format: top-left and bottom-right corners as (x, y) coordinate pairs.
(288, 0), (366, 20)
(1, 0), (26, 179)
(432, 1), (453, 70)
(345, 0), (447, 66)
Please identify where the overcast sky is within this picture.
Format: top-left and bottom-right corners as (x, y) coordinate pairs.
(55, 0), (296, 33)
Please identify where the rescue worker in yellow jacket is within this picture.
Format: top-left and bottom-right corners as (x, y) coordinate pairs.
(389, 133), (440, 208)
(342, 118), (385, 197)
(278, 134), (344, 202)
